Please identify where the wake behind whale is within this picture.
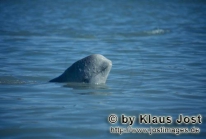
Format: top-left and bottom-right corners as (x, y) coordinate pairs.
(50, 54), (112, 84)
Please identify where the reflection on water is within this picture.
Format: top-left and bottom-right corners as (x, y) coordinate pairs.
(63, 82), (109, 90)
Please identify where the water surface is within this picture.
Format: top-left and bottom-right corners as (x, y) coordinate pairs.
(0, 0), (206, 139)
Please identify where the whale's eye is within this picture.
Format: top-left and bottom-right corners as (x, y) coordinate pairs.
(83, 78), (89, 83)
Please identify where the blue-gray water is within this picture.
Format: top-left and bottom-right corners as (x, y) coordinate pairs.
(0, 0), (206, 139)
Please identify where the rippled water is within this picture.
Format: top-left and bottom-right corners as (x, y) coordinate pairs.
(0, 0), (206, 139)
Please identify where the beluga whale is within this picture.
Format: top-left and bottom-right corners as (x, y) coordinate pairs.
(49, 54), (112, 84)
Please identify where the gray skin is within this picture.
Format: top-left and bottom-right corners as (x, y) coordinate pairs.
(49, 54), (112, 84)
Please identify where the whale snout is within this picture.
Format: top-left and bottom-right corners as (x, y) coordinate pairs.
(101, 57), (112, 71)
(106, 59), (112, 68)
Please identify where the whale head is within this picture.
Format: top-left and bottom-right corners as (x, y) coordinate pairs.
(50, 54), (112, 84)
